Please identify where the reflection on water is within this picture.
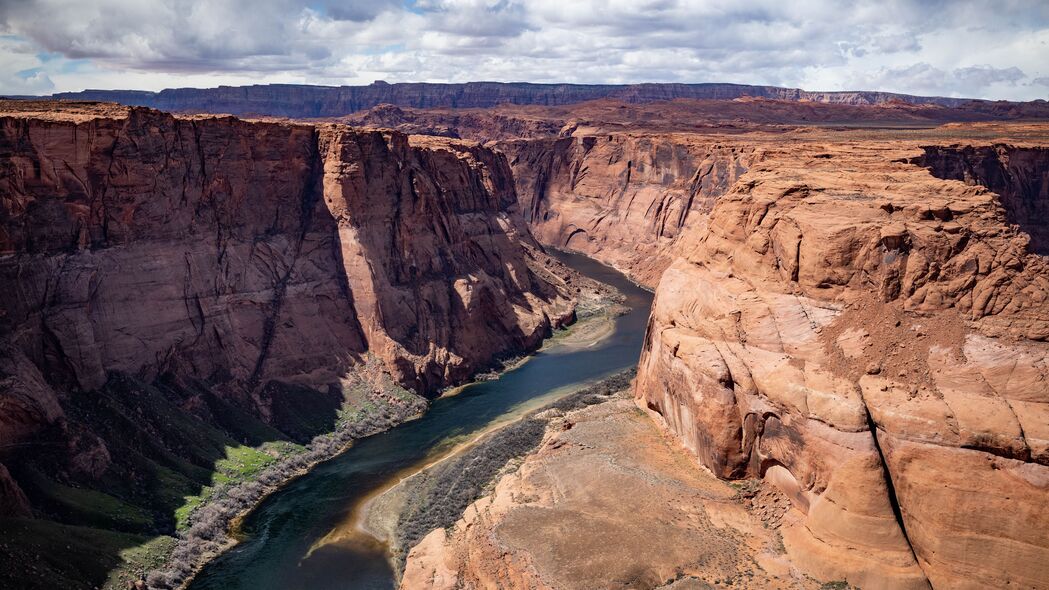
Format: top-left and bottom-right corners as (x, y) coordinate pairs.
(189, 251), (653, 590)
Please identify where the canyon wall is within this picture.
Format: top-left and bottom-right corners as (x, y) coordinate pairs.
(0, 103), (574, 522)
(635, 137), (1049, 589)
(50, 81), (1049, 119)
(498, 134), (753, 285)
(913, 145), (1049, 255)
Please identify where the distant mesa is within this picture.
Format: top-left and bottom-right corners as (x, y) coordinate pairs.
(36, 81), (1023, 119)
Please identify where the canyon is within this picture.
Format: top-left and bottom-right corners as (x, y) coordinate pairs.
(0, 91), (1047, 590)
(0, 100), (584, 588)
(347, 101), (1049, 589)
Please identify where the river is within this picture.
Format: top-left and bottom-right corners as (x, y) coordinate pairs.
(188, 251), (653, 590)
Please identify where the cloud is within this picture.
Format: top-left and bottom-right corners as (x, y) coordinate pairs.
(324, 0), (400, 22)
(954, 64), (1026, 86)
(842, 62), (1035, 98)
(0, 0), (1046, 100)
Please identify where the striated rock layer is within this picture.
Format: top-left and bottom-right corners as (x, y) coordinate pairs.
(635, 130), (1049, 589)
(0, 101), (574, 519)
(499, 134), (753, 285)
(52, 81), (1049, 119)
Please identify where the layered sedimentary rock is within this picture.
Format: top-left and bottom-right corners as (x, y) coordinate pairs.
(635, 132), (1049, 589)
(0, 101), (573, 518)
(343, 104), (566, 142)
(343, 99), (1049, 589)
(912, 144), (1049, 255)
(52, 82), (1049, 121)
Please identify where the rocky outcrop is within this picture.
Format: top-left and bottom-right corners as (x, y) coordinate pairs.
(0, 101), (573, 533)
(343, 104), (565, 142)
(912, 145), (1049, 255)
(499, 135), (753, 285)
(50, 81), (1049, 119)
(635, 136), (1049, 589)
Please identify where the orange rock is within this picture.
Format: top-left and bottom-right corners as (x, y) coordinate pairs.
(635, 132), (1049, 588)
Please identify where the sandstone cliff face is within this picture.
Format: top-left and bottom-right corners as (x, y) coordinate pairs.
(0, 103), (572, 517)
(635, 136), (1049, 589)
(913, 145), (1049, 255)
(499, 134), (753, 285)
(403, 394), (829, 590)
(343, 104), (565, 142)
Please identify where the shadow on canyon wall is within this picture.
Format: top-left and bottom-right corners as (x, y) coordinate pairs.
(912, 145), (1049, 255)
(0, 372), (347, 590)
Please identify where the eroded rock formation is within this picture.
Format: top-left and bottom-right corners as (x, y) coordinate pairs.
(912, 144), (1049, 255)
(499, 135), (753, 285)
(635, 135), (1049, 589)
(402, 387), (826, 590)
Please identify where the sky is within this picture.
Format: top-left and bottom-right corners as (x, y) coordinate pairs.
(0, 0), (1047, 100)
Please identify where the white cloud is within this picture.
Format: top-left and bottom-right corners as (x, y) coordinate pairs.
(0, 0), (1046, 100)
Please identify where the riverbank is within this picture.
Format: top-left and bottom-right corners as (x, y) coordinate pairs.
(182, 249), (652, 590)
(141, 256), (628, 590)
(359, 370), (637, 574)
(139, 364), (428, 590)
(399, 384), (839, 590)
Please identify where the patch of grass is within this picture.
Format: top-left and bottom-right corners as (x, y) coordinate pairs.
(106, 536), (177, 589)
(174, 493), (207, 531)
(174, 441), (305, 530)
(212, 445), (277, 484)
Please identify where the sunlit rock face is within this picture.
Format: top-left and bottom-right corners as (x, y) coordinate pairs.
(635, 136), (1049, 589)
(498, 134), (753, 286)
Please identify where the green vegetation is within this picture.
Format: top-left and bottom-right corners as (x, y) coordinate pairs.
(174, 441), (305, 530)
(3, 362), (428, 590)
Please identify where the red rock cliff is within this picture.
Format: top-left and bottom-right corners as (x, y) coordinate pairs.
(499, 134), (753, 285)
(0, 102), (574, 515)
